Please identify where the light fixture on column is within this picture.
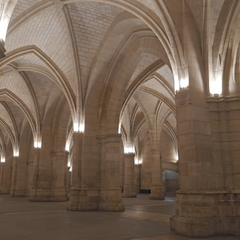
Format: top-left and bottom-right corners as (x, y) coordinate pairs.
(67, 161), (71, 167)
(13, 149), (19, 157)
(118, 122), (121, 134)
(73, 122), (78, 132)
(79, 123), (85, 133)
(69, 165), (72, 172)
(34, 138), (42, 148)
(180, 72), (189, 89)
(210, 74), (222, 95)
(124, 146), (135, 154)
(134, 157), (142, 165)
(73, 119), (85, 133)
(65, 140), (70, 152)
(0, 17), (8, 42)
(1, 155), (5, 163)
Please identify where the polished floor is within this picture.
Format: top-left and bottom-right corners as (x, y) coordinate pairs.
(0, 194), (238, 240)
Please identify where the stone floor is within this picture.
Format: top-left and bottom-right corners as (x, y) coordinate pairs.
(0, 194), (239, 240)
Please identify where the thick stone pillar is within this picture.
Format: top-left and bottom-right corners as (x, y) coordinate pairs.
(149, 149), (164, 200)
(0, 150), (13, 194)
(135, 164), (141, 193)
(50, 150), (68, 201)
(68, 132), (101, 211)
(26, 159), (34, 196)
(10, 156), (19, 196)
(99, 134), (124, 211)
(170, 89), (228, 237)
(122, 153), (136, 198)
(11, 154), (28, 197)
(29, 148), (42, 201)
(0, 162), (4, 193)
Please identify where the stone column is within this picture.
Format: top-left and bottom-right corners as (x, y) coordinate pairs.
(68, 132), (84, 210)
(0, 153), (12, 194)
(0, 162), (4, 193)
(29, 148), (41, 201)
(26, 160), (34, 196)
(99, 134), (124, 211)
(170, 89), (218, 237)
(122, 153), (136, 198)
(68, 132), (101, 211)
(10, 156), (19, 196)
(50, 150), (68, 201)
(149, 149), (164, 200)
(135, 164), (141, 193)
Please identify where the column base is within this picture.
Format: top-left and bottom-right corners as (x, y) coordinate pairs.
(67, 188), (100, 211)
(29, 188), (68, 202)
(99, 188), (124, 211)
(122, 185), (137, 198)
(29, 188), (51, 201)
(171, 191), (240, 237)
(149, 185), (164, 200)
(171, 215), (240, 237)
(0, 190), (10, 194)
(10, 190), (27, 197)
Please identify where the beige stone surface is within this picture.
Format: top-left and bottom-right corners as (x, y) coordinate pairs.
(0, 0), (239, 238)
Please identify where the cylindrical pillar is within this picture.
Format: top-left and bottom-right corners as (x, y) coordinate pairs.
(29, 148), (41, 201)
(67, 132), (84, 210)
(10, 156), (19, 196)
(150, 149), (164, 200)
(99, 134), (124, 211)
(122, 153), (136, 198)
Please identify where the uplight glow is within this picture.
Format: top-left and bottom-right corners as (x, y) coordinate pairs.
(65, 140), (70, 152)
(0, 17), (9, 41)
(124, 146), (135, 154)
(13, 150), (19, 157)
(209, 76), (222, 95)
(1, 156), (5, 163)
(180, 76), (189, 89)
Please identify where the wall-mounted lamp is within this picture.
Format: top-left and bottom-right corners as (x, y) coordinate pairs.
(73, 121), (85, 133)
(124, 146), (135, 154)
(65, 141), (70, 152)
(13, 150), (19, 157)
(134, 158), (142, 165)
(1, 156), (5, 163)
(34, 140), (42, 149)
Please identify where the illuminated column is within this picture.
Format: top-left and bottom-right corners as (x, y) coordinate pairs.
(29, 148), (41, 201)
(67, 132), (84, 210)
(150, 149), (164, 200)
(0, 161), (4, 193)
(122, 153), (136, 198)
(10, 156), (19, 196)
(135, 163), (141, 193)
(0, 149), (12, 193)
(99, 134), (124, 211)
(51, 150), (69, 201)
(170, 89), (218, 237)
